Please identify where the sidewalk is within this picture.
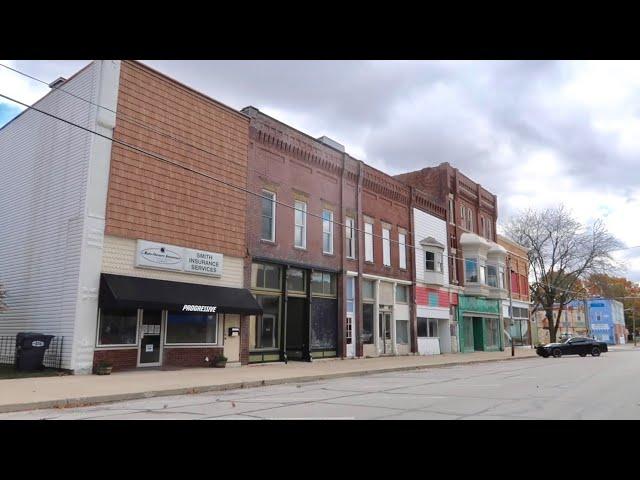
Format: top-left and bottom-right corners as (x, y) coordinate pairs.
(0, 348), (538, 413)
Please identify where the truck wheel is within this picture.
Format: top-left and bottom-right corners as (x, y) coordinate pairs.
(591, 347), (601, 357)
(552, 348), (562, 358)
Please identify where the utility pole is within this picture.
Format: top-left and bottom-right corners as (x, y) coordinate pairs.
(634, 306), (637, 347)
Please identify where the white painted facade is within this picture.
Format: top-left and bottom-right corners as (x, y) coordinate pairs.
(412, 207), (452, 355)
(0, 61), (121, 373)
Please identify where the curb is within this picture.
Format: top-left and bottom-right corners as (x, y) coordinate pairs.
(0, 353), (537, 414)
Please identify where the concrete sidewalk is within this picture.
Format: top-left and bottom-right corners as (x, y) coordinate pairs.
(0, 349), (538, 413)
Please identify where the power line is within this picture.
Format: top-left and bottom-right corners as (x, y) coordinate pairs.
(2, 89), (636, 303)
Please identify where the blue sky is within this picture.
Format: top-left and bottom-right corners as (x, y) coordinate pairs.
(0, 103), (21, 128)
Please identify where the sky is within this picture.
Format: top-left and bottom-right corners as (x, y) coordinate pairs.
(1, 59), (639, 281)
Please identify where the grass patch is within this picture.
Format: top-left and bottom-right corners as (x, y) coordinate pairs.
(0, 364), (68, 380)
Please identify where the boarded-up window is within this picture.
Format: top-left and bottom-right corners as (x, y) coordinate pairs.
(379, 281), (393, 305)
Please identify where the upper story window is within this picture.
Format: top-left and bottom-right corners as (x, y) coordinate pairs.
(465, 258), (478, 283)
(398, 232), (407, 269)
(322, 209), (334, 254)
(364, 221), (374, 262)
(448, 196), (455, 225)
(252, 262), (282, 291)
(261, 190), (276, 242)
(345, 217), (356, 259)
(424, 249), (443, 273)
(486, 264), (498, 287)
(382, 227), (391, 266)
(481, 216), (492, 240)
(460, 205), (473, 231)
(294, 201), (307, 248)
(499, 266), (505, 289)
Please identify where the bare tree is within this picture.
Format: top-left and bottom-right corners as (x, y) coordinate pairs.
(504, 205), (622, 343)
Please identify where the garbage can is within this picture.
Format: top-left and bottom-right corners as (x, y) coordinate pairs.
(15, 333), (55, 371)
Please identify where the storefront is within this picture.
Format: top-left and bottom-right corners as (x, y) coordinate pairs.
(457, 295), (503, 353)
(249, 261), (339, 363)
(360, 274), (412, 357)
(502, 300), (531, 346)
(95, 273), (262, 371)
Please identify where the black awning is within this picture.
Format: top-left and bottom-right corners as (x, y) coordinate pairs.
(99, 274), (262, 315)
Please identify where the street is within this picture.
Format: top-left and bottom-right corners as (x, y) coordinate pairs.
(2, 347), (639, 420)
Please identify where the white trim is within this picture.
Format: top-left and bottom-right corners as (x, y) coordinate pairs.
(95, 307), (140, 348)
(261, 190), (276, 242)
(322, 209), (334, 254)
(294, 200), (307, 249)
(382, 227), (391, 266)
(346, 270), (359, 277)
(362, 273), (412, 285)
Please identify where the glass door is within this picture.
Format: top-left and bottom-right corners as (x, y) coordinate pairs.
(378, 311), (392, 354)
(139, 310), (162, 366)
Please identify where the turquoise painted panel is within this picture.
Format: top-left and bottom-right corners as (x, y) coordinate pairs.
(459, 295), (500, 315)
(428, 292), (438, 307)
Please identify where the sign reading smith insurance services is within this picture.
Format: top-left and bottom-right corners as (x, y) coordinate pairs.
(135, 240), (223, 277)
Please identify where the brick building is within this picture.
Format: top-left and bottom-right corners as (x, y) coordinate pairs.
(0, 60), (261, 373)
(241, 107), (420, 362)
(395, 162), (508, 352)
(497, 234), (533, 346)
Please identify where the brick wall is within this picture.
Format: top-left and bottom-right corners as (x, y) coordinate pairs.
(93, 349), (137, 372)
(105, 61), (249, 258)
(163, 347), (224, 368)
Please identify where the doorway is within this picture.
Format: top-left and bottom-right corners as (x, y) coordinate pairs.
(378, 310), (392, 355)
(346, 315), (355, 358)
(138, 310), (162, 367)
(286, 297), (308, 360)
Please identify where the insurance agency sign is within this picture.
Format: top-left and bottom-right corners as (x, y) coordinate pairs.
(135, 240), (223, 277)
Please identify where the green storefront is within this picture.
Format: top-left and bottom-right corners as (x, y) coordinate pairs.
(457, 295), (504, 353)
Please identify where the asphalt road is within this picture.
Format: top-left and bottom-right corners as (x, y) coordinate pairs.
(2, 347), (639, 420)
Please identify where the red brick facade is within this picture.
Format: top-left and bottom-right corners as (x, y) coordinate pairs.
(395, 162), (498, 288)
(93, 347), (225, 371)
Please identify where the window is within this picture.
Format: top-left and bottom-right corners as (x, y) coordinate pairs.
(428, 319), (438, 337)
(448, 196), (455, 224)
(485, 318), (500, 348)
(346, 276), (355, 314)
(363, 303), (374, 344)
(294, 200), (307, 248)
(362, 280), (375, 300)
(465, 258), (478, 283)
(98, 308), (138, 346)
(322, 209), (334, 254)
(345, 217), (356, 259)
(425, 250), (443, 272)
(254, 296), (280, 349)
(460, 205), (473, 230)
(311, 271), (336, 296)
(396, 285), (408, 303)
(252, 262), (282, 290)
(499, 266), (505, 289)
(364, 222), (374, 262)
(398, 233), (407, 269)
(417, 318), (428, 337)
(166, 312), (217, 344)
(261, 190), (276, 241)
(486, 264), (498, 287)
(382, 227), (391, 266)
(286, 268), (306, 293)
(396, 320), (409, 344)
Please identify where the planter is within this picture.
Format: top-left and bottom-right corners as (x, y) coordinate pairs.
(95, 365), (113, 375)
(213, 361), (227, 368)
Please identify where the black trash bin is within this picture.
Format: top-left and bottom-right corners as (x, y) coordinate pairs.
(15, 333), (55, 371)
